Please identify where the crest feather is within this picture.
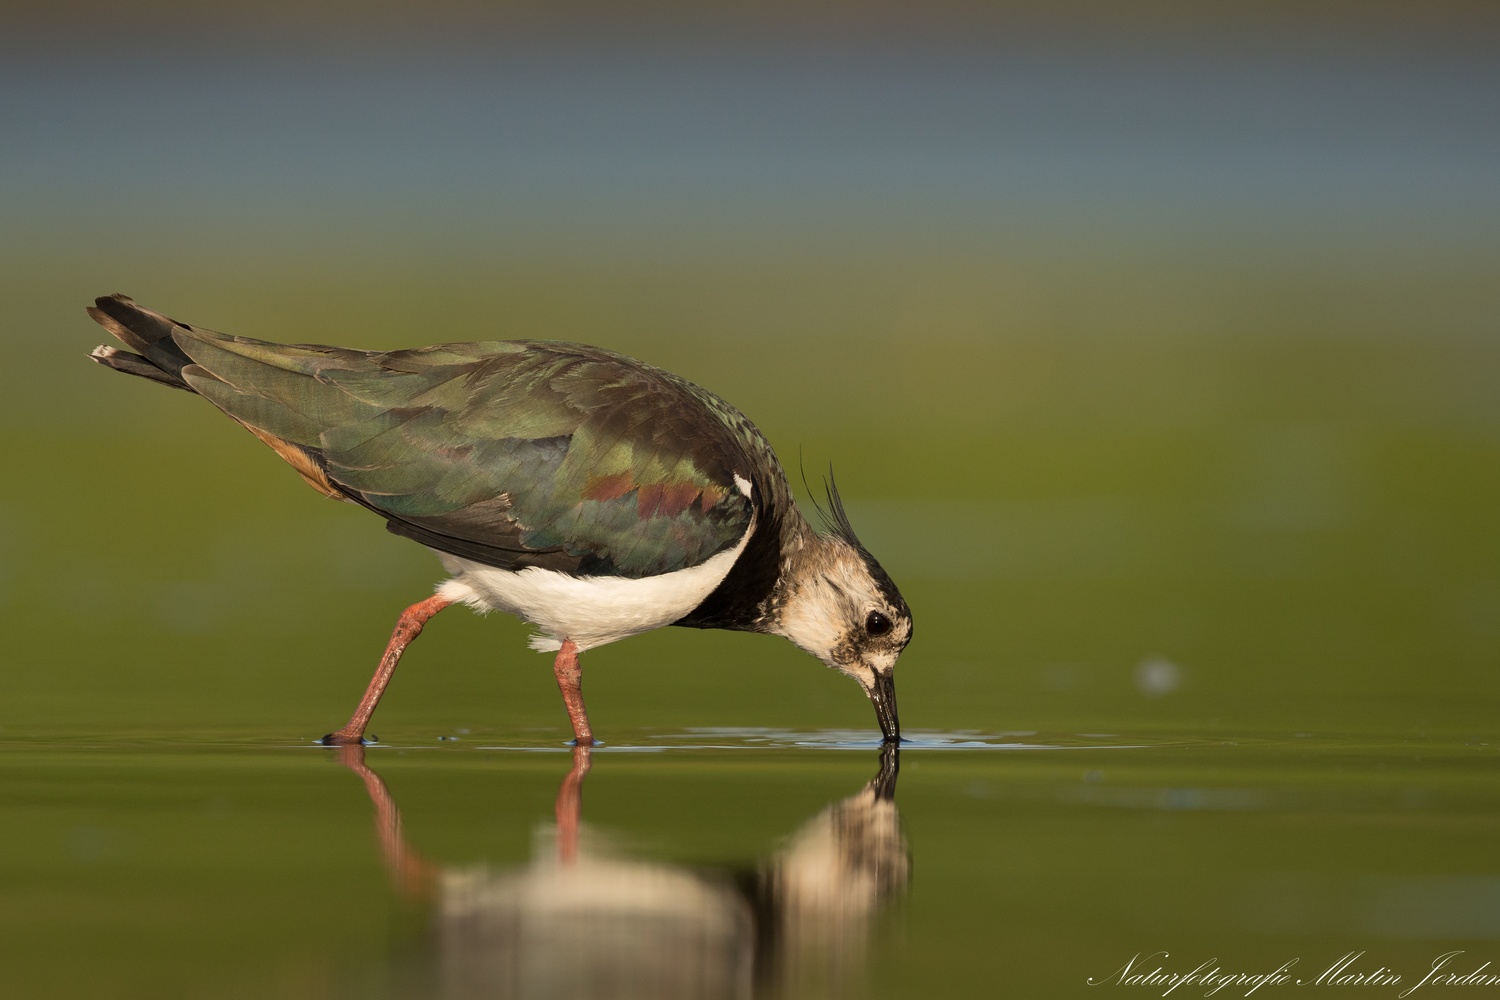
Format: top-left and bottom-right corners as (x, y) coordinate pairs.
(800, 458), (861, 548)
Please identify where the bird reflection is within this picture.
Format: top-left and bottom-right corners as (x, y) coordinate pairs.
(336, 743), (908, 1000)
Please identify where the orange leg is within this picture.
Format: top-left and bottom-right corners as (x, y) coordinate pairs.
(552, 639), (594, 746)
(320, 594), (452, 746)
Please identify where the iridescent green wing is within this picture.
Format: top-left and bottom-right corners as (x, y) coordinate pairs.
(172, 329), (758, 578)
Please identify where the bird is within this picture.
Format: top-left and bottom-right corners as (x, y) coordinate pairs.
(87, 294), (912, 746)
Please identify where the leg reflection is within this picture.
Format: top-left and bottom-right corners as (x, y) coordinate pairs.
(554, 744), (592, 866)
(334, 743), (437, 900)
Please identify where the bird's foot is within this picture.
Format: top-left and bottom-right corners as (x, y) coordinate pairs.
(318, 731), (378, 746)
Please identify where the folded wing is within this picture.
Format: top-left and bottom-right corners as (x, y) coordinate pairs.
(166, 325), (755, 579)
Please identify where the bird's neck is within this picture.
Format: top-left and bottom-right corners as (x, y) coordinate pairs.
(760, 514), (851, 651)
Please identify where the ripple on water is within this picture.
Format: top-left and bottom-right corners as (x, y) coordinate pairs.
(468, 728), (1172, 752)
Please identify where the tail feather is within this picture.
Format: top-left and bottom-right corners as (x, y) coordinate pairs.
(89, 344), (193, 391)
(85, 295), (347, 501)
(87, 293), (195, 390)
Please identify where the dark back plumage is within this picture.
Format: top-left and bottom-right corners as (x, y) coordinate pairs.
(88, 295), (796, 598)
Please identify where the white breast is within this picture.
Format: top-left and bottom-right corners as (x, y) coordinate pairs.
(433, 514), (756, 653)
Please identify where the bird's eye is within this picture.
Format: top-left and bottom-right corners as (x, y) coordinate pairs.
(865, 610), (893, 636)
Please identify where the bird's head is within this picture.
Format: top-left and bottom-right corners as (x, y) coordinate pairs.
(775, 483), (912, 743)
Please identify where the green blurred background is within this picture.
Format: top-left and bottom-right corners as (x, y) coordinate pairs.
(4, 4), (1500, 997)
(4, 1), (1498, 742)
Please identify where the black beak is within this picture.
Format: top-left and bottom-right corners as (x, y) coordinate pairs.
(866, 669), (900, 744)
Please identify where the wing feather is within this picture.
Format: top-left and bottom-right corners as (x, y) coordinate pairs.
(169, 328), (756, 578)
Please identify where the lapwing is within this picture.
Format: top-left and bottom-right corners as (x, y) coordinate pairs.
(87, 294), (911, 745)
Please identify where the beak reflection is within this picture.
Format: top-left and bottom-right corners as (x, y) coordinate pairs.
(334, 742), (908, 999)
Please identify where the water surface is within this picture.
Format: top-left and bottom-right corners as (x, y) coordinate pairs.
(5, 728), (1498, 998)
